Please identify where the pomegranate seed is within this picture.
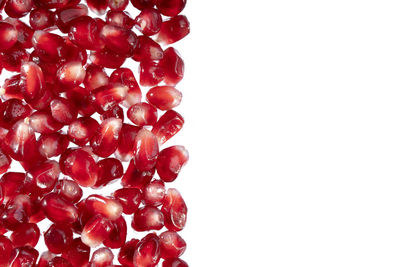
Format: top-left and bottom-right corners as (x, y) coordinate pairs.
(90, 118), (122, 157)
(37, 251), (56, 267)
(161, 47), (184, 85)
(118, 238), (139, 266)
(156, 145), (188, 182)
(68, 117), (99, 146)
(56, 61), (86, 89)
(10, 223), (40, 247)
(132, 35), (164, 62)
(2, 194), (33, 230)
(59, 148), (99, 187)
(95, 158), (123, 188)
(162, 188), (187, 231)
(101, 105), (124, 121)
(84, 64), (109, 91)
(130, 0), (155, 10)
(0, 99), (32, 129)
(20, 62), (45, 103)
(29, 111), (63, 134)
(107, 0), (128, 11)
(0, 22), (18, 52)
(50, 97), (78, 125)
(115, 124), (140, 162)
(41, 193), (78, 225)
(147, 86), (182, 110)
(29, 196), (46, 223)
(54, 179), (83, 204)
(143, 179), (166, 206)
(4, 0), (33, 18)
(127, 102), (158, 126)
(44, 224), (73, 254)
(156, 0), (186, 17)
(121, 159), (155, 189)
(91, 83), (128, 112)
(65, 86), (96, 117)
(162, 258), (188, 267)
(29, 160), (60, 194)
(8, 246), (39, 267)
(38, 133), (70, 158)
(81, 214), (113, 248)
(99, 24), (137, 56)
(133, 233), (161, 267)
(68, 16), (104, 51)
(89, 49), (126, 69)
(85, 194), (123, 220)
(0, 235), (14, 266)
(135, 8), (162, 36)
(109, 68), (142, 107)
(29, 84), (56, 111)
(0, 45), (30, 72)
(133, 128), (159, 171)
(113, 188), (142, 214)
(56, 4), (89, 33)
(29, 8), (55, 30)
(87, 0), (108, 15)
(2, 74), (23, 100)
(62, 238), (90, 267)
(132, 206), (164, 231)
(32, 30), (66, 62)
(152, 110), (184, 144)
(0, 172), (28, 202)
(34, 0), (72, 9)
(103, 216), (127, 248)
(63, 39), (88, 64)
(6, 18), (34, 49)
(159, 231), (186, 259)
(47, 257), (73, 267)
(139, 60), (164, 87)
(157, 15), (190, 45)
(106, 10), (135, 30)
(90, 247), (114, 267)
(0, 149), (11, 174)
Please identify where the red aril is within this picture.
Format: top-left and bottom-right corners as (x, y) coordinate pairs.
(117, 238), (139, 266)
(20, 62), (44, 103)
(130, 0), (155, 10)
(161, 47), (184, 85)
(143, 179), (166, 206)
(107, 0), (128, 11)
(29, 160), (60, 194)
(56, 61), (86, 89)
(90, 83), (128, 112)
(162, 258), (188, 267)
(81, 214), (112, 248)
(85, 194), (123, 221)
(132, 233), (161, 267)
(156, 145), (189, 182)
(90, 247), (114, 267)
(5, 0), (33, 18)
(68, 117), (100, 146)
(44, 224), (73, 254)
(156, 0), (186, 17)
(152, 110), (184, 144)
(139, 60), (164, 87)
(133, 128), (159, 171)
(115, 124), (140, 162)
(29, 111), (63, 134)
(87, 0), (108, 15)
(10, 223), (40, 247)
(103, 216), (127, 249)
(157, 15), (190, 45)
(127, 102), (158, 126)
(90, 118), (122, 157)
(8, 246), (39, 267)
(68, 16), (104, 51)
(55, 4), (88, 33)
(162, 188), (187, 231)
(89, 49), (126, 69)
(0, 45), (30, 72)
(113, 188), (142, 215)
(146, 86), (182, 110)
(132, 206), (164, 231)
(41, 193), (78, 225)
(0, 149), (11, 175)
(32, 30), (66, 62)
(62, 238), (91, 267)
(29, 8), (55, 30)
(106, 10), (135, 30)
(38, 133), (70, 158)
(134, 8), (162, 36)
(94, 158), (123, 188)
(0, 235), (14, 266)
(84, 64), (109, 91)
(54, 179), (83, 204)
(132, 35), (164, 62)
(121, 159), (155, 189)
(0, 22), (18, 52)
(0, 99), (32, 129)
(99, 24), (137, 56)
(109, 68), (142, 107)
(159, 230), (186, 259)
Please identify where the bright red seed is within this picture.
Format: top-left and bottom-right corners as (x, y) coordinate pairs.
(4, 18), (34, 49)
(152, 110), (184, 144)
(133, 128), (159, 171)
(90, 83), (128, 112)
(121, 159), (155, 189)
(0, 99), (32, 129)
(38, 133), (70, 158)
(157, 15), (190, 45)
(103, 216), (127, 249)
(5, 0), (33, 18)
(162, 258), (188, 267)
(32, 30), (66, 62)
(62, 238), (91, 267)
(130, 0), (155, 10)
(132, 35), (164, 62)
(99, 24), (138, 56)
(162, 188), (187, 231)
(156, 145), (189, 182)
(109, 68), (142, 107)
(90, 49), (127, 69)
(94, 158), (124, 188)
(0, 172), (28, 202)
(159, 230), (186, 259)
(29, 111), (63, 134)
(90, 118), (122, 157)
(81, 214), (113, 247)
(106, 10), (135, 30)
(68, 16), (104, 51)
(47, 256), (73, 267)
(162, 47), (185, 86)
(113, 188), (142, 215)
(0, 235), (14, 266)
(134, 8), (162, 36)
(8, 246), (39, 267)
(41, 193), (78, 225)
(115, 124), (140, 162)
(0, 22), (18, 51)
(68, 117), (100, 146)
(29, 8), (55, 30)
(0, 149), (11, 175)
(55, 4), (89, 33)
(0, 45), (30, 72)
(29, 160), (60, 194)
(107, 0), (129, 11)
(90, 247), (114, 267)
(156, 0), (186, 17)
(85, 194), (123, 221)
(10, 223), (40, 247)
(146, 86), (182, 110)
(37, 251), (56, 267)
(54, 179), (83, 204)
(20, 62), (45, 103)
(44, 224), (73, 254)
(117, 238), (139, 266)
(132, 206), (164, 231)
(56, 61), (86, 89)
(139, 60), (164, 87)
(143, 179), (166, 206)
(87, 0), (108, 15)
(2, 194), (33, 230)
(132, 233), (161, 267)
(127, 102), (158, 126)
(84, 64), (109, 91)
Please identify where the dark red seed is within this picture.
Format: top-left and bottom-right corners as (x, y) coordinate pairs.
(1, 74), (23, 100)
(29, 160), (60, 194)
(32, 30), (66, 62)
(90, 49), (126, 69)
(0, 172), (28, 202)
(0, 235), (14, 266)
(84, 64), (109, 91)
(156, 145), (189, 182)
(95, 158), (123, 188)
(81, 214), (112, 247)
(0, 22), (18, 51)
(152, 110), (184, 145)
(41, 193), (78, 225)
(162, 188), (187, 231)
(115, 124), (140, 162)
(10, 223), (40, 247)
(132, 35), (164, 62)
(5, 0), (33, 18)
(156, 0), (186, 17)
(68, 117), (100, 146)
(65, 86), (96, 117)
(157, 15), (190, 45)
(113, 188), (142, 215)
(139, 60), (164, 87)
(99, 24), (137, 56)
(62, 238), (91, 267)
(161, 47), (184, 86)
(62, 39), (88, 64)
(133, 128), (159, 171)
(130, 0), (155, 10)
(118, 238), (139, 266)
(8, 246), (39, 267)
(106, 10), (135, 30)
(109, 68), (142, 107)
(91, 83), (128, 112)
(68, 16), (104, 51)
(146, 86), (182, 110)
(54, 179), (83, 204)
(103, 216), (127, 249)
(159, 231), (186, 259)
(107, 0), (128, 11)
(38, 133), (70, 158)
(127, 102), (158, 126)
(2, 194), (33, 230)
(29, 8), (55, 30)
(0, 99), (32, 129)
(121, 159), (155, 189)
(143, 179), (166, 206)
(134, 8), (162, 36)
(29, 84), (56, 111)
(90, 118), (122, 157)
(5, 18), (33, 49)
(87, 0), (108, 15)
(133, 233), (161, 267)
(132, 206), (164, 231)
(29, 111), (63, 134)
(85, 194), (123, 221)
(20, 62), (45, 103)
(47, 257), (73, 267)
(90, 247), (114, 267)
(44, 224), (73, 254)
(55, 4), (88, 33)
(162, 258), (188, 267)
(37, 251), (56, 267)
(0, 45), (30, 72)
(101, 105), (124, 121)
(0, 149), (11, 175)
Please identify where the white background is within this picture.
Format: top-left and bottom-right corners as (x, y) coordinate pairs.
(181, 0), (400, 266)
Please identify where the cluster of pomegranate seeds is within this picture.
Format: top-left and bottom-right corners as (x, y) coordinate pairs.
(0, 0), (190, 265)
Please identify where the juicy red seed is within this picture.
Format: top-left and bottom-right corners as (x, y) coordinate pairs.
(5, 0), (33, 18)
(127, 102), (158, 126)
(20, 62), (45, 102)
(90, 118), (123, 157)
(0, 235), (14, 266)
(109, 68), (142, 107)
(107, 0), (128, 11)
(84, 64), (109, 91)
(0, 172), (28, 202)
(54, 179), (83, 204)
(29, 111), (63, 134)
(29, 160), (60, 194)
(121, 159), (155, 189)
(161, 47), (184, 85)
(68, 16), (104, 51)
(159, 231), (186, 259)
(0, 99), (32, 129)
(135, 8), (162, 36)
(152, 110), (184, 144)
(56, 4), (89, 33)
(68, 117), (100, 146)
(32, 30), (66, 62)
(65, 86), (96, 117)
(103, 216), (127, 249)
(99, 24), (137, 56)
(2, 194), (33, 230)
(132, 35), (164, 62)
(59, 148), (99, 187)
(8, 246), (39, 267)
(91, 83), (128, 112)
(0, 22), (18, 52)
(115, 124), (140, 162)
(156, 145), (189, 182)
(38, 133), (70, 158)
(117, 238), (139, 266)
(130, 0), (155, 10)
(37, 251), (56, 267)
(90, 247), (114, 267)
(95, 158), (124, 188)
(157, 15), (190, 45)
(10, 223), (40, 247)
(87, 0), (108, 15)
(90, 49), (126, 69)
(44, 224), (73, 254)
(113, 188), (142, 214)
(0, 149), (11, 175)
(4, 18), (34, 49)
(106, 10), (135, 30)
(0, 45), (30, 72)
(147, 86), (182, 110)
(47, 257), (73, 267)
(62, 238), (91, 267)
(41, 193), (78, 225)
(156, 0), (186, 17)
(50, 97), (78, 125)
(133, 233), (161, 267)
(162, 188), (187, 231)
(63, 39), (88, 64)
(101, 105), (124, 121)
(29, 8), (55, 30)
(139, 60), (164, 87)
(2, 74), (23, 100)
(143, 179), (166, 206)
(29, 84), (56, 111)
(132, 206), (164, 231)
(85, 194), (123, 220)
(56, 61), (86, 89)
(133, 128), (159, 171)
(81, 214), (112, 248)
(162, 258), (188, 267)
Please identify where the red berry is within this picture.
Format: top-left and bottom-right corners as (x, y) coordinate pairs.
(103, 216), (127, 249)
(29, 8), (55, 30)
(5, 0), (33, 18)
(115, 124), (140, 162)
(55, 4), (88, 33)
(159, 230), (186, 259)
(133, 128), (159, 171)
(90, 247), (114, 267)
(90, 118), (123, 157)
(81, 214), (112, 247)
(0, 235), (14, 266)
(107, 0), (129, 11)
(62, 238), (90, 267)
(121, 159), (155, 189)
(161, 47), (185, 85)
(8, 246), (39, 267)
(118, 238), (139, 266)
(54, 179), (83, 204)
(38, 133), (70, 158)
(95, 158), (124, 188)
(132, 35), (164, 62)
(85, 194), (123, 220)
(68, 117), (100, 146)
(106, 10), (135, 30)
(87, 0), (108, 15)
